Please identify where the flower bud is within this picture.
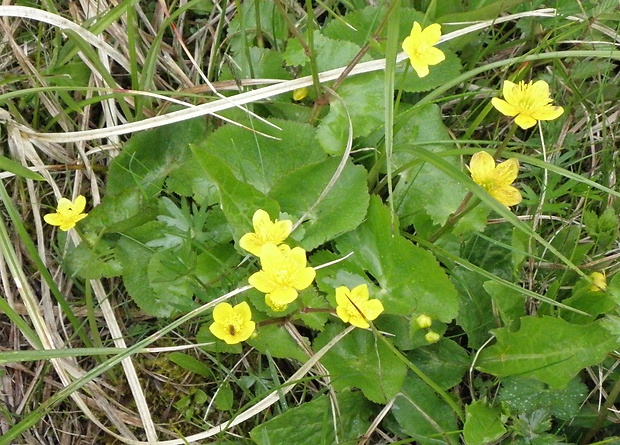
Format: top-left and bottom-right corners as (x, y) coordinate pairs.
(415, 314), (433, 329)
(425, 331), (440, 344)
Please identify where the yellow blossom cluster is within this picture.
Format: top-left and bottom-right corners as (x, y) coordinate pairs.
(209, 209), (385, 344)
(44, 195), (88, 231)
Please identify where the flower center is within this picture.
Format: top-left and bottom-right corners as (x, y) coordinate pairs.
(224, 314), (243, 336)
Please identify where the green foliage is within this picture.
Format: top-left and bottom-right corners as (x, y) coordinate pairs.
(250, 391), (372, 445)
(26, 1), (620, 443)
(477, 316), (617, 388)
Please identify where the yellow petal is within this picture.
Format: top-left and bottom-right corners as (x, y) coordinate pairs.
(259, 243), (284, 270)
(514, 113), (538, 129)
(252, 209), (271, 231)
(420, 23), (442, 45)
(362, 299), (384, 321)
(268, 286), (298, 305)
(410, 58), (430, 78)
(469, 151), (496, 185)
(335, 286), (351, 307)
(43, 213), (63, 226)
(248, 270), (277, 293)
(501, 80), (517, 104)
(490, 186), (522, 207)
(239, 233), (261, 256)
(73, 195), (86, 213)
(423, 47), (445, 66)
(531, 105), (564, 121)
(410, 21), (422, 38)
(235, 320), (256, 342)
(494, 158), (519, 186)
(291, 267), (316, 290)
(212, 302), (234, 321)
(336, 305), (350, 324)
(530, 80), (550, 99)
(348, 313), (370, 329)
(56, 198), (74, 213)
(235, 301), (252, 321)
(350, 284), (369, 302)
(491, 97), (519, 117)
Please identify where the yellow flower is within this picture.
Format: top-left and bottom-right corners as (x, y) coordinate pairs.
(265, 295), (289, 312)
(43, 195), (88, 231)
(468, 151), (522, 207)
(293, 87), (308, 101)
(248, 244), (316, 306)
(209, 301), (255, 345)
(335, 284), (384, 329)
(402, 22), (445, 78)
(491, 80), (564, 130)
(588, 272), (607, 292)
(239, 209), (293, 256)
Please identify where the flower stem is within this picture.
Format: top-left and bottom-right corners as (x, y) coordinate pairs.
(492, 123), (518, 159)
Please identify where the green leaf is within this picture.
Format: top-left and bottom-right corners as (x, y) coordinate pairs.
(463, 401), (506, 445)
(323, 6), (424, 58)
(335, 196), (459, 321)
(283, 38), (309, 66)
(391, 373), (459, 444)
(199, 118), (326, 194)
(499, 377), (588, 421)
(250, 391), (372, 445)
(167, 352), (213, 378)
(483, 280), (526, 330)
(393, 104), (467, 226)
(214, 384), (234, 411)
(313, 324), (407, 403)
(405, 339), (470, 390)
(477, 317), (617, 388)
(115, 237), (194, 317)
(221, 47), (289, 80)
(270, 157), (369, 251)
(107, 118), (206, 197)
(317, 72), (385, 155)
(0, 155), (44, 181)
(248, 324), (308, 362)
(64, 242), (122, 280)
(190, 149), (279, 242)
(396, 50), (462, 93)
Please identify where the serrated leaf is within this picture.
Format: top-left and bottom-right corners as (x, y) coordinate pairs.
(391, 373), (459, 444)
(335, 196), (458, 321)
(190, 149), (279, 242)
(463, 401), (506, 445)
(65, 242), (122, 280)
(317, 72), (385, 155)
(283, 38), (309, 66)
(393, 104), (467, 226)
(270, 157), (369, 251)
(323, 6), (424, 58)
(477, 317), (617, 388)
(199, 118), (326, 194)
(107, 118), (205, 197)
(115, 237), (192, 317)
(499, 376), (587, 421)
(250, 391), (372, 445)
(313, 324), (407, 403)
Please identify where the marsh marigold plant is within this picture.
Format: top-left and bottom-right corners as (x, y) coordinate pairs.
(469, 151), (522, 207)
(402, 22), (445, 78)
(44, 195), (88, 231)
(239, 209), (292, 256)
(249, 243), (316, 307)
(491, 80), (564, 129)
(209, 301), (255, 345)
(335, 284), (384, 329)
